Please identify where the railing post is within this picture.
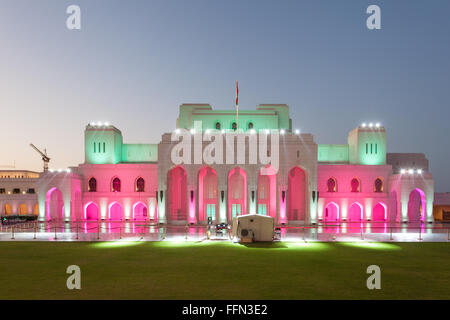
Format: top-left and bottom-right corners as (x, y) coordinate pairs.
(34, 225), (37, 240)
(97, 224), (100, 240)
(163, 227), (166, 240)
(302, 227), (305, 241)
(390, 227), (393, 241)
(185, 224), (188, 240)
(11, 227), (15, 240)
(54, 226), (57, 240)
(76, 224), (79, 240)
(360, 226), (364, 240)
(418, 227), (422, 241)
(119, 226), (122, 239)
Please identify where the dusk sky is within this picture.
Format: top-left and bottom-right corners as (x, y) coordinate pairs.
(0, 0), (449, 191)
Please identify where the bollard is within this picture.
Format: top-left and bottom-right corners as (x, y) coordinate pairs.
(185, 224), (188, 240)
(390, 227), (393, 241)
(163, 227), (166, 240)
(302, 227), (305, 241)
(54, 226), (57, 240)
(419, 227), (422, 241)
(11, 227), (15, 240)
(360, 226), (364, 240)
(34, 226), (36, 240)
(76, 224), (79, 240)
(97, 225), (100, 240)
(119, 226), (122, 239)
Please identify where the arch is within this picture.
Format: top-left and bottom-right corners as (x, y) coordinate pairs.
(372, 202), (387, 221)
(247, 122), (254, 130)
(3, 203), (12, 215)
(348, 202), (363, 221)
(324, 202), (339, 221)
(287, 166), (306, 221)
(136, 177), (145, 192)
(215, 121), (221, 130)
(111, 177), (121, 192)
(327, 177), (337, 192)
(408, 188), (425, 222)
(85, 202), (99, 221)
(198, 166), (218, 222)
(167, 166), (187, 221)
(109, 202), (123, 220)
(133, 202), (148, 220)
(46, 188), (64, 221)
(228, 167), (247, 220)
(231, 122), (237, 131)
(374, 178), (383, 192)
(88, 177), (97, 192)
(33, 203), (39, 215)
(351, 178), (360, 192)
(257, 166), (276, 218)
(19, 203), (27, 215)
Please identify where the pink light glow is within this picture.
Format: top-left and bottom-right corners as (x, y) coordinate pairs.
(198, 166), (218, 222)
(133, 202), (148, 220)
(324, 202), (339, 221)
(85, 202), (99, 220)
(288, 167), (306, 220)
(228, 167), (247, 220)
(372, 202), (387, 221)
(348, 202), (363, 221)
(167, 166), (187, 221)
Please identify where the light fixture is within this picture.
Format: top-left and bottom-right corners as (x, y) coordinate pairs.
(280, 129), (285, 135)
(375, 123), (380, 128)
(400, 169), (406, 174)
(97, 122), (102, 126)
(417, 169), (423, 174)
(221, 129), (225, 134)
(369, 123), (373, 128)
(66, 168), (71, 173)
(190, 128), (195, 134)
(175, 129), (180, 134)
(49, 169), (55, 173)
(408, 169), (414, 174)
(295, 129), (300, 135)
(362, 123), (367, 127)
(265, 129), (270, 134)
(205, 129), (210, 134)
(104, 122), (109, 126)
(250, 129), (256, 134)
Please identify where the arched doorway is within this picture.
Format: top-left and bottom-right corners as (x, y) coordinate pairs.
(324, 202), (339, 221)
(19, 204), (27, 215)
(228, 167), (247, 220)
(257, 166), (276, 217)
(3, 203), (12, 215)
(85, 202), (99, 221)
(167, 166), (187, 221)
(348, 202), (363, 221)
(109, 202), (123, 221)
(372, 203), (386, 221)
(287, 167), (306, 221)
(408, 188), (425, 222)
(133, 202), (148, 220)
(46, 188), (64, 221)
(199, 167), (218, 222)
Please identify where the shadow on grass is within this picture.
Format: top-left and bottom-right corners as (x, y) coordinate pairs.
(238, 241), (288, 249)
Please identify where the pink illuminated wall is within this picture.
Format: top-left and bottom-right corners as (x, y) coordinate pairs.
(46, 187), (64, 221)
(287, 167), (306, 220)
(228, 167), (247, 220)
(167, 166), (187, 221)
(198, 166), (218, 222)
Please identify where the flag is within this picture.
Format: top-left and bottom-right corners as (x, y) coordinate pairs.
(235, 80), (239, 107)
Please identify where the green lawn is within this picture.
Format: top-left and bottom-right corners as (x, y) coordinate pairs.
(0, 241), (449, 299)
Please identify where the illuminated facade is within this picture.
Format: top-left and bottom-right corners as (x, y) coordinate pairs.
(0, 104), (443, 224)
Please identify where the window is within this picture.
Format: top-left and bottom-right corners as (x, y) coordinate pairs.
(103, 142), (106, 153)
(327, 178), (337, 192)
(374, 178), (383, 192)
(215, 122), (221, 130)
(88, 178), (97, 192)
(297, 150), (300, 158)
(13, 188), (20, 194)
(112, 177), (121, 192)
(136, 177), (145, 192)
(248, 122), (254, 130)
(351, 178), (360, 192)
(94, 142), (96, 153)
(0, 188), (5, 194)
(27, 188), (35, 194)
(232, 122), (237, 131)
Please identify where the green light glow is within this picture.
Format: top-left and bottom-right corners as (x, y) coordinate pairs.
(90, 241), (145, 248)
(339, 242), (401, 250)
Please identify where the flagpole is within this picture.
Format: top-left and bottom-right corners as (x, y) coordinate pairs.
(236, 81), (239, 132)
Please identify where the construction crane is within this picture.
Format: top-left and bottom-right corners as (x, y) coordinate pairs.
(30, 143), (50, 172)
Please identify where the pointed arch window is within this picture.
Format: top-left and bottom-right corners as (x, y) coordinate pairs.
(327, 178), (337, 192)
(374, 178), (383, 192)
(351, 178), (360, 192)
(88, 177), (97, 192)
(136, 177), (145, 192)
(112, 177), (121, 192)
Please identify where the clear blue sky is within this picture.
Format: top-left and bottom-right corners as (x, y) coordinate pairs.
(0, 0), (449, 191)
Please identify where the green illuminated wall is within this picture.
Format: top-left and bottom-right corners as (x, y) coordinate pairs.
(317, 144), (349, 163)
(85, 125), (157, 164)
(348, 127), (386, 165)
(176, 104), (291, 131)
